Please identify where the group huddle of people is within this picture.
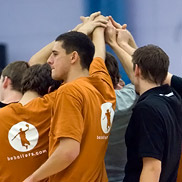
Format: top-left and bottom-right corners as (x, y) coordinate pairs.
(0, 11), (182, 182)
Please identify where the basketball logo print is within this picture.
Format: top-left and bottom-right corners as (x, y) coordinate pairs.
(8, 121), (39, 152)
(101, 102), (114, 134)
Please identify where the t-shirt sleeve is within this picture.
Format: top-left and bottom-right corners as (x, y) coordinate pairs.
(89, 57), (115, 107)
(135, 106), (165, 161)
(115, 83), (137, 113)
(171, 75), (182, 98)
(89, 57), (110, 78)
(50, 90), (84, 143)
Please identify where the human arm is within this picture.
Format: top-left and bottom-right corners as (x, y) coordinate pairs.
(116, 28), (137, 56)
(28, 41), (55, 66)
(92, 17), (106, 60)
(23, 138), (80, 182)
(164, 73), (182, 98)
(109, 16), (137, 52)
(140, 157), (161, 182)
(105, 21), (134, 83)
(29, 12), (108, 66)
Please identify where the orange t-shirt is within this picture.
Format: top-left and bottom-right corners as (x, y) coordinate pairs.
(49, 57), (116, 182)
(0, 91), (56, 182)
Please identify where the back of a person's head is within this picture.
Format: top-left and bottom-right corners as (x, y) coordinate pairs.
(1, 61), (29, 92)
(105, 52), (121, 89)
(132, 44), (169, 85)
(55, 31), (95, 70)
(21, 63), (62, 96)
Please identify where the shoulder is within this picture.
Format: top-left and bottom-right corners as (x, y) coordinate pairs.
(56, 80), (85, 102)
(0, 103), (20, 119)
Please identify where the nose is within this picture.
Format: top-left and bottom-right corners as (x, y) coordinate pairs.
(47, 54), (53, 65)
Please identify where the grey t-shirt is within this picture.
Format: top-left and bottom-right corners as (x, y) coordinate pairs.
(105, 83), (137, 182)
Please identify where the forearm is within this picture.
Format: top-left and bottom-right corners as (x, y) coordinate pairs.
(92, 27), (105, 60)
(140, 168), (161, 182)
(110, 42), (134, 83)
(140, 157), (161, 182)
(118, 41), (136, 56)
(24, 138), (80, 182)
(28, 41), (55, 66)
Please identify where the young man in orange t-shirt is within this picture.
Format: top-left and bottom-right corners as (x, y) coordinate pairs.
(0, 63), (61, 182)
(24, 12), (116, 182)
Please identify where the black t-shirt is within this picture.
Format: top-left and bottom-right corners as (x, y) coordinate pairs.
(124, 85), (182, 182)
(0, 102), (8, 108)
(171, 75), (182, 98)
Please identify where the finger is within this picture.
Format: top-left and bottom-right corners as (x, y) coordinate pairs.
(95, 19), (109, 25)
(94, 22), (108, 28)
(89, 11), (101, 20)
(80, 16), (89, 22)
(121, 24), (127, 29)
(109, 16), (122, 29)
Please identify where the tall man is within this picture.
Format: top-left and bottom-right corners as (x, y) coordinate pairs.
(24, 13), (116, 182)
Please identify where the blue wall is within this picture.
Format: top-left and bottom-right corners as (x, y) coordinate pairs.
(1, 0), (181, 78)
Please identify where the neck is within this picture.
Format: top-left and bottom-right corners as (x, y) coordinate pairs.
(64, 67), (89, 83)
(1, 90), (22, 104)
(138, 79), (160, 95)
(19, 91), (40, 106)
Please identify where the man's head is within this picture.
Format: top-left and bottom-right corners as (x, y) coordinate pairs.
(105, 52), (122, 89)
(132, 44), (169, 86)
(47, 31), (95, 81)
(0, 61), (29, 102)
(21, 63), (62, 96)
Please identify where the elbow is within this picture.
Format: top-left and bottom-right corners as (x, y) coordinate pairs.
(64, 147), (80, 163)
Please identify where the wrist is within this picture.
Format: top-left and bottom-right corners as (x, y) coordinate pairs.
(118, 41), (128, 49)
(108, 41), (118, 49)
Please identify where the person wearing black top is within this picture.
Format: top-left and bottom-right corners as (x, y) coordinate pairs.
(104, 17), (182, 181)
(123, 45), (182, 182)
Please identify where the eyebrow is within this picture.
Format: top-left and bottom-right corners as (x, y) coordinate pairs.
(52, 50), (58, 53)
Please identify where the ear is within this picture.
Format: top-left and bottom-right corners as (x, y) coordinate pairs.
(2, 76), (11, 89)
(134, 64), (141, 78)
(70, 51), (79, 64)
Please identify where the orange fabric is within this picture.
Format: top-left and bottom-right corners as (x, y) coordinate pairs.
(177, 153), (182, 182)
(0, 91), (56, 182)
(49, 57), (116, 182)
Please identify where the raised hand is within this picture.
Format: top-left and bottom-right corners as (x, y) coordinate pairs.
(105, 20), (117, 46)
(109, 16), (127, 30)
(77, 12), (108, 36)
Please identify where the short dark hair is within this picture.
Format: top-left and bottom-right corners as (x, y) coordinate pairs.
(105, 52), (121, 88)
(21, 63), (62, 96)
(55, 31), (95, 70)
(132, 44), (169, 85)
(2, 61), (29, 92)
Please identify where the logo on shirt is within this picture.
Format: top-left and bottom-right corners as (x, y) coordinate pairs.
(101, 102), (114, 134)
(8, 121), (39, 152)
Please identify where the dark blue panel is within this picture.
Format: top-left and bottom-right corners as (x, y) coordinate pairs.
(83, 0), (131, 84)
(0, 44), (7, 70)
